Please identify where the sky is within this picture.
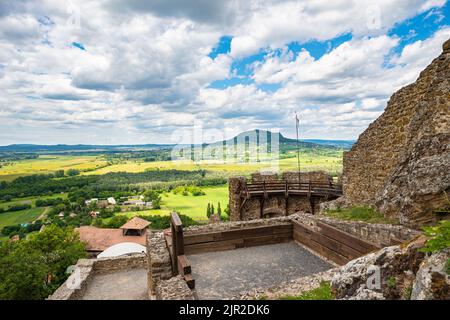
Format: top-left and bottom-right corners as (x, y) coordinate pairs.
(0, 0), (449, 145)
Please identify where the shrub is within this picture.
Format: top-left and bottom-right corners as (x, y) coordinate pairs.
(4, 204), (32, 212)
(324, 206), (397, 224)
(137, 213), (199, 230)
(65, 169), (80, 176)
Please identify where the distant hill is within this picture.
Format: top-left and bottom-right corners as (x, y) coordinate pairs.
(212, 129), (353, 150)
(0, 130), (353, 153)
(0, 143), (173, 153)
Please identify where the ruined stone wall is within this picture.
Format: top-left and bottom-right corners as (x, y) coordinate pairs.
(229, 171), (333, 221)
(342, 40), (450, 227)
(290, 213), (420, 248)
(48, 254), (147, 300)
(147, 231), (172, 296)
(155, 276), (195, 300)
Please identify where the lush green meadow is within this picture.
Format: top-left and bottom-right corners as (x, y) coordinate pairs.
(0, 193), (68, 210)
(0, 207), (45, 230)
(117, 185), (228, 221)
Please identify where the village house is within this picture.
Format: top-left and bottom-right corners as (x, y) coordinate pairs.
(76, 217), (151, 257)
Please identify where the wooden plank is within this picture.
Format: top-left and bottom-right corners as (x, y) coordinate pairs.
(171, 212), (183, 231)
(316, 222), (379, 253)
(243, 233), (292, 247)
(177, 255), (192, 275)
(293, 221), (366, 259)
(217, 224), (292, 241)
(185, 238), (244, 255)
(293, 229), (348, 265)
(184, 233), (216, 245)
(184, 224), (293, 245)
(184, 274), (195, 290)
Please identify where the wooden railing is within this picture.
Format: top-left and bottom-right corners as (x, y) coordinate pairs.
(243, 180), (342, 197)
(170, 212), (195, 289)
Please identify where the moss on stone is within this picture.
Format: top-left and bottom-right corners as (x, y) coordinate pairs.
(278, 281), (334, 300)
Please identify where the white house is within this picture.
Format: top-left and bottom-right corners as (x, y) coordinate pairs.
(85, 198), (99, 205)
(107, 197), (116, 205)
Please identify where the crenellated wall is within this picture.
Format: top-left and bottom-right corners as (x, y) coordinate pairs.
(229, 171), (334, 221)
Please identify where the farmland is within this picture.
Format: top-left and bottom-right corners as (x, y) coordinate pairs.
(0, 155), (108, 181)
(117, 185), (228, 221)
(0, 207), (45, 231)
(0, 151), (342, 181)
(0, 135), (345, 238)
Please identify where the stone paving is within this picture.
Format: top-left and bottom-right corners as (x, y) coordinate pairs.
(188, 242), (332, 299)
(81, 268), (148, 300)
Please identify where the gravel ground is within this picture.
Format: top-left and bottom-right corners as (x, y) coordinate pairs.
(81, 268), (148, 300)
(188, 242), (332, 299)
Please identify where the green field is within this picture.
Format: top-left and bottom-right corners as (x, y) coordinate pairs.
(0, 207), (45, 230)
(0, 193), (68, 210)
(118, 185), (228, 221)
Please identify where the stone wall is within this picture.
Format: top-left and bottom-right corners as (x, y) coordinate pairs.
(184, 215), (292, 235)
(147, 231), (172, 296)
(155, 276), (196, 300)
(48, 254), (147, 300)
(229, 171), (333, 221)
(341, 40), (450, 227)
(290, 213), (420, 248)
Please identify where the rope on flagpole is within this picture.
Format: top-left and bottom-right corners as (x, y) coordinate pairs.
(295, 112), (301, 184)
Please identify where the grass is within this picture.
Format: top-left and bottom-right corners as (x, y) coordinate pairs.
(0, 155), (108, 181)
(278, 281), (334, 300)
(116, 185), (228, 221)
(0, 193), (68, 210)
(324, 206), (397, 224)
(0, 207), (45, 231)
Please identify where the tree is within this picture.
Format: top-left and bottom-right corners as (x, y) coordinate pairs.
(217, 202), (222, 221)
(54, 170), (65, 178)
(206, 203), (211, 218)
(144, 190), (162, 209)
(65, 169), (80, 176)
(224, 204), (230, 217)
(102, 215), (129, 228)
(211, 204), (215, 215)
(0, 225), (86, 300)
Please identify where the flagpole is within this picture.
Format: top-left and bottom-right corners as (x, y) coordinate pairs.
(295, 112), (301, 184)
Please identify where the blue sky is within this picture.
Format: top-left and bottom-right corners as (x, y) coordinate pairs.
(0, 0), (449, 145)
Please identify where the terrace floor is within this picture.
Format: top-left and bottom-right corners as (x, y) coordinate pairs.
(188, 241), (332, 299)
(81, 268), (148, 300)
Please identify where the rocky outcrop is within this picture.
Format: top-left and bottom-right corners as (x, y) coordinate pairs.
(341, 39), (450, 228)
(411, 249), (450, 300)
(331, 236), (450, 300)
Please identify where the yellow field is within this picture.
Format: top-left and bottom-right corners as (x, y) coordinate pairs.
(0, 155), (108, 181)
(82, 155), (342, 176)
(0, 152), (343, 182)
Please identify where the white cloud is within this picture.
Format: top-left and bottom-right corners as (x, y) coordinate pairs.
(0, 0), (448, 144)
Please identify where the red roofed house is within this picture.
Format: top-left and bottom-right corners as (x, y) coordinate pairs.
(76, 217), (151, 257)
